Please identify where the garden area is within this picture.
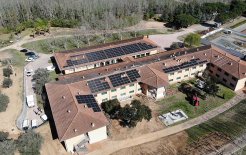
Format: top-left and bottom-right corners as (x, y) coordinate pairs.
(158, 78), (236, 119)
(180, 99), (246, 155)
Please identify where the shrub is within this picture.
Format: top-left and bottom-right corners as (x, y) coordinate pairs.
(101, 99), (121, 117)
(184, 33), (201, 47)
(0, 94), (9, 112)
(33, 68), (50, 95)
(0, 139), (16, 155)
(3, 68), (13, 77)
(0, 132), (9, 142)
(17, 131), (43, 155)
(2, 78), (13, 88)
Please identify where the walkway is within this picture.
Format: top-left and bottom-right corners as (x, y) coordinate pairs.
(88, 91), (246, 155)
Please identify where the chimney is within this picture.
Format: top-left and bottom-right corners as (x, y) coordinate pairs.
(81, 76), (85, 79)
(78, 92), (81, 95)
(62, 96), (66, 99)
(163, 62), (166, 66)
(106, 68), (109, 71)
(86, 83), (88, 86)
(228, 62), (233, 65)
(204, 53), (207, 56)
(91, 123), (95, 127)
(67, 110), (71, 113)
(84, 104), (87, 108)
(74, 129), (78, 132)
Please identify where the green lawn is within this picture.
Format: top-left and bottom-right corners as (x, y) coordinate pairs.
(158, 84), (235, 119)
(230, 20), (246, 29)
(186, 99), (246, 143)
(49, 71), (59, 82)
(22, 29), (169, 54)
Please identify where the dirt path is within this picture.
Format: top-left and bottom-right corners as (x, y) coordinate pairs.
(88, 91), (246, 155)
(0, 54), (23, 139)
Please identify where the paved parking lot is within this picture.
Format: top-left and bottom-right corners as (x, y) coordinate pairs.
(17, 53), (52, 130)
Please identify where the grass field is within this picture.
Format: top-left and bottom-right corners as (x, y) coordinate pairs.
(1, 49), (26, 67)
(158, 83), (235, 119)
(186, 99), (246, 143)
(22, 29), (169, 54)
(230, 20), (246, 29)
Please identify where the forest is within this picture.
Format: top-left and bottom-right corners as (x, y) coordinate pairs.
(0, 0), (245, 32)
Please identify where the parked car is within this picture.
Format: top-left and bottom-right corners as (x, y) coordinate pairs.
(25, 51), (36, 56)
(25, 57), (34, 62)
(22, 119), (29, 130)
(26, 69), (33, 76)
(20, 49), (28, 53)
(46, 65), (55, 71)
(40, 114), (48, 122)
(26, 95), (35, 107)
(31, 119), (37, 128)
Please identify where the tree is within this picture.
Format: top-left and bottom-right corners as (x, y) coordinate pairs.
(3, 68), (13, 77)
(17, 131), (43, 155)
(0, 132), (9, 142)
(33, 68), (50, 95)
(0, 93), (9, 112)
(0, 139), (16, 155)
(173, 14), (197, 28)
(184, 33), (201, 47)
(101, 99), (121, 117)
(2, 78), (13, 88)
(203, 77), (219, 96)
(215, 13), (230, 24)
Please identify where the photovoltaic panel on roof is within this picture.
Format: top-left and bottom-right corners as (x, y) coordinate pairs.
(108, 72), (131, 87)
(87, 78), (110, 93)
(104, 47), (125, 58)
(86, 50), (107, 62)
(75, 95), (101, 112)
(126, 69), (141, 82)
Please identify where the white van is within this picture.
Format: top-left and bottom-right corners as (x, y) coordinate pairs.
(22, 119), (29, 130)
(26, 95), (35, 107)
(40, 114), (48, 122)
(31, 119), (37, 128)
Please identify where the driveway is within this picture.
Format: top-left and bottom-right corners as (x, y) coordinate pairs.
(16, 53), (52, 130)
(149, 24), (208, 49)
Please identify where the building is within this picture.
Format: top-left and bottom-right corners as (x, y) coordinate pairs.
(54, 36), (161, 74)
(46, 37), (246, 153)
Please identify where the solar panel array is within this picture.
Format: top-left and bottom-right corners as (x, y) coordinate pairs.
(87, 78), (110, 93)
(76, 95), (101, 112)
(109, 69), (141, 87)
(163, 59), (208, 73)
(66, 42), (157, 66)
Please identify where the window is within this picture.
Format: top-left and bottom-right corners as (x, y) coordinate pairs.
(224, 72), (229, 76)
(129, 90), (134, 94)
(169, 73), (174, 76)
(101, 92), (107, 95)
(138, 88), (142, 91)
(191, 73), (195, 75)
(111, 89), (116, 92)
(222, 78), (227, 83)
(199, 64), (203, 67)
(184, 75), (188, 77)
(130, 84), (134, 87)
(218, 68), (222, 72)
(120, 86), (126, 90)
(216, 74), (220, 78)
(102, 98), (108, 102)
(169, 79), (173, 82)
(232, 76), (237, 81)
(112, 95), (117, 99)
(121, 93), (126, 96)
(178, 70), (182, 73)
(230, 83), (234, 87)
(185, 69), (189, 71)
(146, 53), (150, 56)
(192, 66), (196, 69)
(176, 77), (181, 80)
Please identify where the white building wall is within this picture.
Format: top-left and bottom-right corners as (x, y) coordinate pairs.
(64, 134), (86, 152)
(88, 126), (107, 144)
(156, 87), (165, 100)
(234, 78), (246, 91)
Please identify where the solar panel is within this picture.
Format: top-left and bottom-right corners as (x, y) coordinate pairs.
(87, 78), (110, 93)
(108, 72), (131, 87)
(75, 95), (101, 112)
(86, 50), (107, 62)
(66, 58), (88, 66)
(104, 47), (125, 58)
(126, 69), (141, 82)
(121, 44), (141, 54)
(137, 43), (156, 50)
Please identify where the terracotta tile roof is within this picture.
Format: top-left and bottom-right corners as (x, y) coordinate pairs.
(45, 82), (109, 142)
(54, 36), (160, 71)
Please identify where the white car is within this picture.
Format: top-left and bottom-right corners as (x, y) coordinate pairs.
(31, 119), (37, 128)
(46, 65), (55, 71)
(26, 69), (33, 76)
(25, 57), (34, 62)
(22, 119), (29, 130)
(40, 114), (48, 121)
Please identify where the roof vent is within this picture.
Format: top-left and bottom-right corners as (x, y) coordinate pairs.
(74, 129), (78, 132)
(228, 62), (233, 65)
(91, 123), (95, 127)
(121, 74), (127, 78)
(98, 73), (101, 75)
(82, 55), (85, 58)
(163, 63), (166, 66)
(106, 68), (109, 71)
(81, 76), (85, 79)
(78, 92), (81, 95)
(67, 110), (71, 113)
(192, 56), (195, 59)
(204, 53), (207, 56)
(86, 83), (88, 86)
(84, 104), (87, 108)
(62, 96), (66, 99)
